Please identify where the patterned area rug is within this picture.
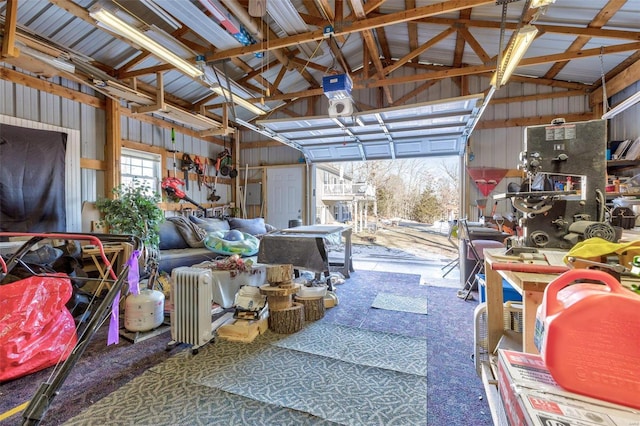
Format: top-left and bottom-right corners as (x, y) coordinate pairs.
(64, 327), (427, 425)
(272, 322), (427, 376)
(371, 292), (428, 314)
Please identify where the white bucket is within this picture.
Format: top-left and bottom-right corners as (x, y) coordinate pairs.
(124, 289), (165, 332)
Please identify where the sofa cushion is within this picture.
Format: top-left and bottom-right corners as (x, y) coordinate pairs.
(167, 217), (206, 248)
(228, 217), (268, 236)
(189, 215), (231, 233)
(159, 220), (189, 250)
(158, 248), (215, 272)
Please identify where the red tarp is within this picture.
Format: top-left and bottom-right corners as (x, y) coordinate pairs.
(0, 274), (77, 382)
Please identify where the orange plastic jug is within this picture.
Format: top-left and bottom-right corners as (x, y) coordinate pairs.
(534, 269), (640, 409)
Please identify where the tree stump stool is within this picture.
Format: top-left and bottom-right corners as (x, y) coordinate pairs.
(294, 295), (325, 321)
(268, 302), (304, 334)
(266, 263), (294, 286)
(260, 264), (304, 333)
(259, 284), (300, 310)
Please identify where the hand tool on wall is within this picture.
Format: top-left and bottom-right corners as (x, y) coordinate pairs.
(202, 158), (221, 202)
(168, 128), (178, 176)
(215, 148), (231, 176)
(207, 175), (221, 202)
(181, 153), (194, 190)
(194, 156), (204, 190)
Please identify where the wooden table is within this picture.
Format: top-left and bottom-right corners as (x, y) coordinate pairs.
(82, 243), (124, 295)
(484, 248), (640, 354)
(258, 225), (354, 279)
(484, 248), (559, 354)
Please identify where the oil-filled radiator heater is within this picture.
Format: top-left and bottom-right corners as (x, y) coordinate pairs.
(169, 266), (213, 354)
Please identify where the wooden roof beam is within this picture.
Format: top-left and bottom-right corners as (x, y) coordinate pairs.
(383, 27), (456, 75)
(543, 0), (626, 79)
(207, 0), (495, 61)
(348, 0), (393, 105)
(590, 57), (640, 107)
(411, 16), (640, 42)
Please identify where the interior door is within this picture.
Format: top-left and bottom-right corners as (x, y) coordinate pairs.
(266, 166), (304, 229)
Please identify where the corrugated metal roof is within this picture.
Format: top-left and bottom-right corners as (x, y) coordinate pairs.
(1, 0), (638, 160)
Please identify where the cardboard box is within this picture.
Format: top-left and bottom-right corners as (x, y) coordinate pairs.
(497, 350), (639, 426)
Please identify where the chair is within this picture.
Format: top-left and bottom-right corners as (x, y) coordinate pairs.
(441, 220), (459, 278)
(456, 218), (505, 301)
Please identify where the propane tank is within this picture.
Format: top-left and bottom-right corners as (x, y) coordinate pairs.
(124, 289), (165, 332)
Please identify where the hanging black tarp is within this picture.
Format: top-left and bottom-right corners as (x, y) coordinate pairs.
(0, 124), (67, 232)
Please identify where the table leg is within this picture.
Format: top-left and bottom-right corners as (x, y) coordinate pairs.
(485, 260), (504, 354)
(343, 229), (353, 277)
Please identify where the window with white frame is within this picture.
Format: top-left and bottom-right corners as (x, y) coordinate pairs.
(120, 148), (162, 194)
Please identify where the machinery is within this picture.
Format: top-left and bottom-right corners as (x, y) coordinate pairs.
(496, 119), (613, 249)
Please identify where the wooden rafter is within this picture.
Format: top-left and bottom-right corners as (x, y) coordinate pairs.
(406, 0), (418, 53)
(207, 0), (495, 62)
(383, 27), (456, 75)
(543, 0), (626, 79)
(1, 0), (20, 58)
(413, 16), (640, 42)
(348, 0), (393, 105)
(17, 0), (637, 127)
(457, 27), (492, 64)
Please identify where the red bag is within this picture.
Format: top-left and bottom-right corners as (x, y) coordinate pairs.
(0, 274), (77, 382)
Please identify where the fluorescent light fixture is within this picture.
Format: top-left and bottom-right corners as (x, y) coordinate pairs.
(90, 8), (203, 78)
(530, 0), (555, 8)
(491, 25), (538, 88)
(602, 90), (640, 120)
(19, 43), (76, 73)
(210, 84), (267, 115)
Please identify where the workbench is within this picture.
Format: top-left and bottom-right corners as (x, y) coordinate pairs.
(484, 248), (640, 354)
(481, 247), (640, 425)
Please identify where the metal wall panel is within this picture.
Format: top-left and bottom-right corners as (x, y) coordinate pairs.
(0, 75), (14, 115)
(608, 81), (640, 141)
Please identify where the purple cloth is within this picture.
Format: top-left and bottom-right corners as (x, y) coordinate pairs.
(108, 250), (141, 345)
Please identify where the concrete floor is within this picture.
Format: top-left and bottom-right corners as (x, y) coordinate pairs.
(352, 252), (461, 288)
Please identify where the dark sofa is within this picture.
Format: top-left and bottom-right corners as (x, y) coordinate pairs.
(158, 215), (274, 272)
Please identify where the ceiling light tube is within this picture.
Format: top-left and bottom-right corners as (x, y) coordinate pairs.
(491, 25), (538, 88)
(530, 0), (555, 8)
(602, 90), (640, 120)
(90, 8), (203, 78)
(210, 84), (266, 115)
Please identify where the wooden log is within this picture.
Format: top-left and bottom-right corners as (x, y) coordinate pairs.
(268, 295), (292, 310)
(294, 295), (325, 321)
(259, 283), (299, 297)
(267, 264), (293, 285)
(268, 302), (304, 334)
(260, 283), (300, 310)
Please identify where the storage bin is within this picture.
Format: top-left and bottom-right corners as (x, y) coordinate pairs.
(476, 274), (523, 304)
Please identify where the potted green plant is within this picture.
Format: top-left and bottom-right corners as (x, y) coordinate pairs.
(95, 180), (165, 257)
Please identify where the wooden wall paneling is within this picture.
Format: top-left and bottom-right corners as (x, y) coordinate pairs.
(104, 97), (121, 195)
